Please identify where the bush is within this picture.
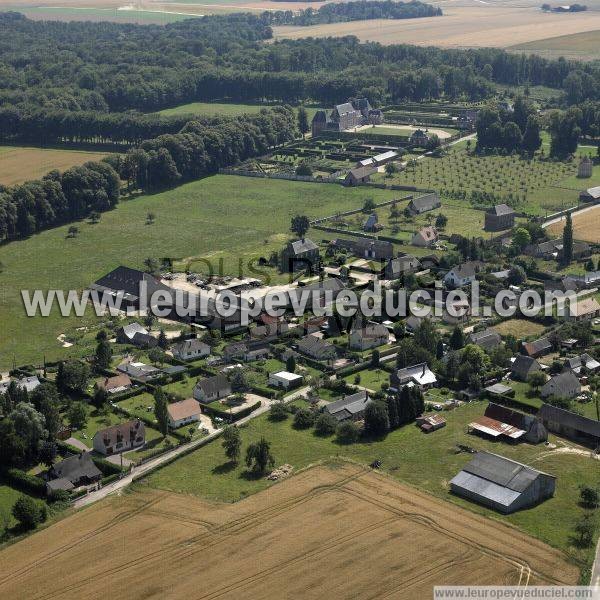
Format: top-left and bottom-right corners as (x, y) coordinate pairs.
(269, 402), (289, 422)
(314, 413), (337, 436)
(12, 495), (47, 529)
(293, 408), (315, 430)
(336, 420), (360, 444)
(4, 468), (46, 496)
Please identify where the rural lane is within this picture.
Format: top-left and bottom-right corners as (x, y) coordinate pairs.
(73, 386), (310, 510)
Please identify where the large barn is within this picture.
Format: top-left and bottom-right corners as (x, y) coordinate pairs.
(450, 452), (556, 514)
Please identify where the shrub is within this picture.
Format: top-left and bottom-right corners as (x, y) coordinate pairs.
(12, 495), (47, 529)
(314, 413), (337, 436)
(336, 420), (360, 444)
(293, 408), (315, 430)
(269, 402), (289, 422)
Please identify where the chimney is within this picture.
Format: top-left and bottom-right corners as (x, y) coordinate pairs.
(422, 364), (426, 376)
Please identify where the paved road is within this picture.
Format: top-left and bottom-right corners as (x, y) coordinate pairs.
(592, 541), (600, 589)
(73, 386), (309, 509)
(543, 202), (600, 228)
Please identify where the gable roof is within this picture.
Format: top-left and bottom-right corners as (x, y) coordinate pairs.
(364, 213), (378, 230)
(325, 390), (372, 421)
(487, 204), (515, 216)
(511, 354), (541, 380)
(347, 165), (377, 180)
(564, 353), (600, 373)
(50, 452), (102, 484)
(522, 337), (552, 357)
(394, 363), (437, 387)
(167, 398), (202, 422)
(93, 419), (145, 447)
(468, 328), (501, 350)
(195, 374), (231, 397)
(409, 193), (440, 213)
(289, 238), (318, 255)
(448, 262), (480, 280)
(353, 321), (388, 339)
(172, 338), (210, 355)
(541, 370), (581, 398)
(91, 266), (167, 303)
(569, 297), (600, 318)
(297, 335), (335, 357)
(98, 373), (132, 392)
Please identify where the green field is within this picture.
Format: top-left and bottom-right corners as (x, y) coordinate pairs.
(146, 400), (600, 562)
(0, 483), (23, 530)
(0, 175), (393, 369)
(158, 102), (324, 121)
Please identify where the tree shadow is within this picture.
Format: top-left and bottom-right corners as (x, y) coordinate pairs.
(239, 469), (264, 481)
(211, 461), (237, 475)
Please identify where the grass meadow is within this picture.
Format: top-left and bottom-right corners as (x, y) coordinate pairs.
(0, 175), (392, 369)
(157, 102), (324, 121)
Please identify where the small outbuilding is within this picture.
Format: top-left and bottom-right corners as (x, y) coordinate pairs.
(268, 371), (304, 390)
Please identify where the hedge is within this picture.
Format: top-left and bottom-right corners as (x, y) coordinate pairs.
(203, 400), (262, 423)
(92, 456), (124, 475)
(101, 473), (120, 486)
(56, 440), (84, 455)
(3, 468), (46, 496)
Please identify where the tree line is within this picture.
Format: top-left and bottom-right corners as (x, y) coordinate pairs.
(0, 107), (296, 242)
(262, 1), (442, 27)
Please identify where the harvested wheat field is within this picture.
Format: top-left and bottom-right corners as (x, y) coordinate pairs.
(0, 146), (109, 186)
(0, 464), (579, 600)
(548, 205), (600, 244)
(273, 6), (600, 49)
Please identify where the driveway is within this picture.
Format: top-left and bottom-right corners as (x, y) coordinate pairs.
(73, 386), (310, 509)
(65, 437), (91, 452)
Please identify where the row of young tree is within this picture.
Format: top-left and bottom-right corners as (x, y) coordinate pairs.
(262, 0), (442, 27)
(0, 107), (296, 242)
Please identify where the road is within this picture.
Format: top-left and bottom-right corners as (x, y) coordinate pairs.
(73, 386), (309, 509)
(592, 540), (600, 589)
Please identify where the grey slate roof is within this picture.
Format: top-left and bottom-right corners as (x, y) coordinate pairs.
(522, 337), (552, 357)
(195, 374), (231, 397)
(541, 371), (581, 399)
(408, 193), (440, 213)
(511, 355), (541, 380)
(172, 338), (210, 356)
(468, 328), (501, 351)
(487, 204), (515, 216)
(539, 403), (600, 438)
(564, 354), (600, 374)
(289, 238), (318, 255)
(296, 335), (335, 359)
(325, 390), (372, 421)
(49, 452), (102, 485)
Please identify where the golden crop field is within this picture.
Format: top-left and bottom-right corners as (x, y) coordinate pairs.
(548, 205), (600, 244)
(0, 464), (579, 600)
(0, 146), (109, 186)
(510, 30), (600, 61)
(273, 5), (600, 49)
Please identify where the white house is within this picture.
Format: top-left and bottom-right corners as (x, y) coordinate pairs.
(167, 398), (203, 429)
(390, 363), (437, 390)
(171, 338), (211, 361)
(411, 226), (438, 248)
(193, 374), (232, 404)
(268, 371), (304, 390)
(349, 322), (389, 351)
(443, 262), (481, 287)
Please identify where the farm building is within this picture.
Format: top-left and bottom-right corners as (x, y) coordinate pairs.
(411, 225), (438, 248)
(93, 420), (146, 456)
(469, 403), (547, 444)
(363, 213), (383, 233)
(357, 150), (398, 168)
(193, 374), (232, 404)
(540, 371), (581, 400)
(116, 323), (157, 348)
(564, 353), (600, 375)
(167, 398), (203, 429)
(117, 361), (161, 382)
(330, 238), (394, 261)
(539, 403), (600, 448)
(468, 328), (501, 351)
(416, 414), (446, 433)
(296, 335), (336, 361)
(279, 238), (320, 273)
(407, 193), (441, 215)
(344, 165), (377, 186)
(484, 204), (516, 232)
(522, 337), (552, 358)
(268, 371), (304, 390)
(450, 451), (555, 514)
(580, 185), (600, 202)
(311, 98), (379, 136)
(578, 156), (593, 178)
(566, 297), (600, 321)
(525, 239), (591, 261)
(325, 390), (372, 422)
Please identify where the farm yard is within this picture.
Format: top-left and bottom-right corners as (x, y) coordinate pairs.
(0, 463), (580, 599)
(0, 174), (394, 369)
(0, 146), (110, 186)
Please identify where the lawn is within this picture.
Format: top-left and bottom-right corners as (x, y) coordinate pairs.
(0, 482), (24, 529)
(492, 319), (548, 339)
(0, 146), (110, 187)
(0, 175), (394, 369)
(343, 367), (389, 391)
(146, 400), (600, 563)
(70, 407), (127, 448)
(158, 102), (324, 121)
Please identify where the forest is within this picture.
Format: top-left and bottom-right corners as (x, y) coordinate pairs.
(262, 0), (442, 26)
(2, 11), (600, 148)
